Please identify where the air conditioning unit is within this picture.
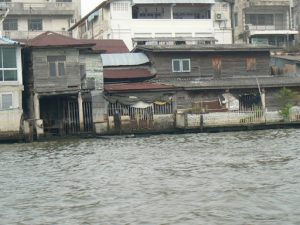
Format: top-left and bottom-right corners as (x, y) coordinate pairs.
(215, 13), (225, 21)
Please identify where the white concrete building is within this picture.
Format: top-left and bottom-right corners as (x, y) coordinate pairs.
(0, 0), (81, 40)
(0, 36), (23, 140)
(69, 0), (232, 50)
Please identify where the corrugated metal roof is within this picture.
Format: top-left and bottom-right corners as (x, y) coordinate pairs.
(153, 76), (300, 89)
(101, 53), (150, 66)
(104, 82), (175, 92)
(0, 36), (19, 45)
(133, 0), (215, 4)
(272, 55), (300, 63)
(104, 68), (154, 80)
(135, 44), (277, 52)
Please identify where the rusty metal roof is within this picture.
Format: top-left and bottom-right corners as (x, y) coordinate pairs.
(28, 31), (94, 48)
(83, 39), (129, 53)
(104, 82), (175, 92)
(104, 68), (154, 80)
(153, 76), (300, 89)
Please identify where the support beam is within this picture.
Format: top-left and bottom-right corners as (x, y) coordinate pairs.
(33, 93), (40, 120)
(261, 88), (266, 110)
(33, 93), (44, 138)
(78, 92), (84, 131)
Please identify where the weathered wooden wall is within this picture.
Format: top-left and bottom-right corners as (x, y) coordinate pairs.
(148, 51), (270, 79)
(32, 48), (81, 93)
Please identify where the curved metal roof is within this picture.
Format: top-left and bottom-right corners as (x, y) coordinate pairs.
(0, 35), (19, 45)
(101, 53), (150, 67)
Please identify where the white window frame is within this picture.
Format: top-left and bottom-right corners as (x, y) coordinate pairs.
(0, 92), (13, 110)
(0, 47), (18, 82)
(172, 58), (191, 73)
(48, 61), (65, 77)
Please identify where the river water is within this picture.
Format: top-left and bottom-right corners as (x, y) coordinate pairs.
(0, 129), (300, 225)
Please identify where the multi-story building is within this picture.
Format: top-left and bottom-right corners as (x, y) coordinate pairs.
(69, 0), (233, 50)
(293, 0), (300, 44)
(0, 35), (24, 140)
(233, 0), (297, 47)
(0, 0), (81, 40)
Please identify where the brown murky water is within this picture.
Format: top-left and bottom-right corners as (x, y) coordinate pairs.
(0, 129), (300, 224)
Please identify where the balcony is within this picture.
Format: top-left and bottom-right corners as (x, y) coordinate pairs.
(244, 0), (290, 7)
(0, 2), (76, 15)
(113, 19), (214, 38)
(247, 24), (289, 31)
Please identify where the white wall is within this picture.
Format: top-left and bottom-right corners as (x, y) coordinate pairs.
(0, 45), (24, 134)
(75, 0), (234, 49)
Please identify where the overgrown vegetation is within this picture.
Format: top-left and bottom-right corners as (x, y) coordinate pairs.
(277, 87), (297, 120)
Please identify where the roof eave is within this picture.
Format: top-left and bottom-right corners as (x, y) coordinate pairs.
(69, 0), (109, 31)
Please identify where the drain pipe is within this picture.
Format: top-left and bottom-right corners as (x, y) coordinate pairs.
(224, 0), (235, 44)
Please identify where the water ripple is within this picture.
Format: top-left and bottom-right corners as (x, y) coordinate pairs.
(0, 129), (300, 224)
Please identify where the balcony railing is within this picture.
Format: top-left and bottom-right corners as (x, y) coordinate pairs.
(245, 0), (290, 6)
(247, 24), (289, 31)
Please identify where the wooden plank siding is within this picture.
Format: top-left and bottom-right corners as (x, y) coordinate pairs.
(148, 51), (270, 79)
(32, 49), (81, 93)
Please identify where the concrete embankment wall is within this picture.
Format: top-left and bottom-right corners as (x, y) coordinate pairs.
(0, 109), (22, 140)
(176, 111), (291, 129)
(98, 111), (299, 135)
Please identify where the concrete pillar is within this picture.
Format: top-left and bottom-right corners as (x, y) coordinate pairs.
(261, 88), (266, 110)
(33, 93), (44, 138)
(33, 93), (40, 120)
(78, 92), (84, 131)
(91, 90), (108, 134)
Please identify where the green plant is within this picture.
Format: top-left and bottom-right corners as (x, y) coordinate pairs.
(281, 103), (293, 119)
(277, 87), (297, 120)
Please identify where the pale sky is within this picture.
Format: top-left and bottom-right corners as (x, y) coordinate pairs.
(81, 0), (103, 17)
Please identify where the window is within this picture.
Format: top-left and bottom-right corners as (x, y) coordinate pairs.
(234, 13), (238, 27)
(246, 58), (256, 71)
(172, 59), (191, 73)
(0, 93), (13, 110)
(47, 56), (66, 77)
(245, 14), (274, 26)
(0, 47), (17, 82)
(112, 2), (128, 11)
(3, 18), (18, 30)
(28, 18), (42, 31)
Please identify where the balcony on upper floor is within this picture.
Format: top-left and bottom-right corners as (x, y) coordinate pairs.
(0, 2), (76, 16)
(244, 0), (291, 7)
(132, 3), (212, 20)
